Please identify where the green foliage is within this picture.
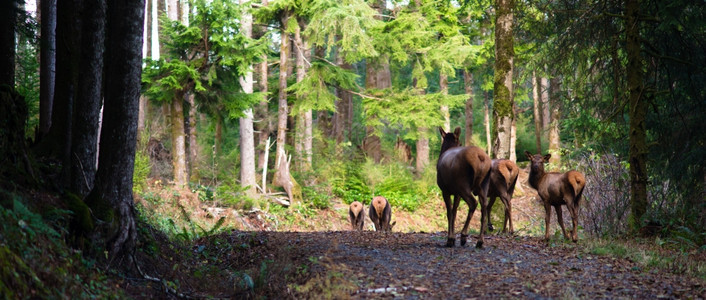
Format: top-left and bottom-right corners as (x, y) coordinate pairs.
(133, 150), (151, 194)
(331, 162), (370, 205)
(288, 61), (358, 115)
(214, 177), (258, 211)
(303, 0), (381, 62)
(302, 185), (332, 210)
(0, 193), (121, 298)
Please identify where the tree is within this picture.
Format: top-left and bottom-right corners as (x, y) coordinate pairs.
(492, 0), (514, 159)
(531, 71), (542, 153)
(85, 0), (144, 261)
(38, 0), (56, 138)
(239, 0), (257, 197)
(625, 0), (647, 224)
(70, 0), (106, 197)
(547, 76), (560, 164)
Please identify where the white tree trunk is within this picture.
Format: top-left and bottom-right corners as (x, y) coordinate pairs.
(239, 0), (256, 197)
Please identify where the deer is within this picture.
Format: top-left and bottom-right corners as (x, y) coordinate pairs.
(349, 201), (365, 230)
(483, 159), (520, 234)
(524, 151), (586, 242)
(369, 196), (395, 231)
(437, 127), (491, 248)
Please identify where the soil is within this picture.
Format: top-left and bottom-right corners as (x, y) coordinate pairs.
(120, 170), (706, 299)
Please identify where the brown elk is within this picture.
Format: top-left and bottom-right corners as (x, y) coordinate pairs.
(349, 201), (365, 230)
(369, 196), (394, 231)
(437, 127), (491, 248)
(483, 159), (520, 234)
(524, 151), (586, 242)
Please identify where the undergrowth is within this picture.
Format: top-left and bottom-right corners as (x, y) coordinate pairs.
(0, 192), (122, 299)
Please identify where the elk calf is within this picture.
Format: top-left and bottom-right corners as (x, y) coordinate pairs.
(349, 201), (365, 230)
(525, 151), (586, 242)
(483, 159), (519, 234)
(369, 196), (394, 231)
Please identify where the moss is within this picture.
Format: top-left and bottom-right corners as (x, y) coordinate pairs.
(64, 192), (95, 232)
(0, 245), (50, 298)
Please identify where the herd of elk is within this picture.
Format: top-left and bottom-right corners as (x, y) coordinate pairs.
(483, 159), (520, 234)
(348, 196), (395, 231)
(436, 127), (491, 248)
(525, 151), (586, 242)
(348, 130), (587, 246)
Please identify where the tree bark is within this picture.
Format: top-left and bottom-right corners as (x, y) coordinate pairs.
(39, 0), (57, 138)
(440, 73), (450, 133)
(70, 0), (105, 197)
(492, 0), (514, 160)
(484, 91), (492, 155)
(416, 127), (429, 173)
(541, 77), (550, 129)
(171, 93), (187, 186)
(187, 93), (198, 180)
(548, 76), (561, 164)
(464, 69), (474, 147)
(626, 0), (647, 225)
(255, 0), (270, 173)
(273, 10), (298, 203)
(239, 0), (256, 197)
(0, 0), (17, 88)
(532, 71), (542, 154)
(87, 0), (144, 261)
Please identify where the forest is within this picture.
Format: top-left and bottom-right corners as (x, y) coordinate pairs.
(0, 0), (704, 298)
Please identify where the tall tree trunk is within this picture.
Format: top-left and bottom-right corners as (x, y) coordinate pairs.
(42, 0), (81, 189)
(187, 93), (198, 180)
(464, 69), (474, 146)
(293, 20), (307, 171)
(509, 107), (517, 162)
(484, 91), (491, 155)
(166, 0), (186, 186)
(255, 0), (269, 173)
(532, 71), (542, 154)
(548, 77), (561, 164)
(239, 0), (256, 197)
(137, 0), (151, 134)
(334, 51), (353, 144)
(0, 0), (17, 88)
(273, 10), (298, 203)
(86, 0), (144, 261)
(626, 0), (647, 225)
(440, 72), (450, 132)
(70, 0), (105, 197)
(39, 0), (57, 138)
(416, 127), (429, 173)
(492, 0), (514, 159)
(541, 77), (550, 129)
(171, 94), (187, 186)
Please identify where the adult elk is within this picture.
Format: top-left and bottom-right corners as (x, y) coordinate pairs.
(437, 127), (491, 248)
(369, 196), (394, 231)
(349, 201), (365, 230)
(483, 159), (519, 234)
(525, 151), (586, 242)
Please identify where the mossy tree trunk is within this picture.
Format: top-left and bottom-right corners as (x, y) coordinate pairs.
(626, 0), (647, 226)
(492, 0), (514, 160)
(86, 0), (144, 262)
(70, 0), (105, 197)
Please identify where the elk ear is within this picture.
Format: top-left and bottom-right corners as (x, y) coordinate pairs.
(543, 154), (551, 162)
(439, 127), (446, 137)
(453, 127), (461, 138)
(524, 151), (533, 160)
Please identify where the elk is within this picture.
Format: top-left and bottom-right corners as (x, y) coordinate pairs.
(349, 201), (365, 230)
(483, 159), (520, 234)
(524, 151), (586, 242)
(437, 127), (491, 248)
(369, 196), (394, 231)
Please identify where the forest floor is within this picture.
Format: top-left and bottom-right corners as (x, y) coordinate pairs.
(119, 170), (706, 299)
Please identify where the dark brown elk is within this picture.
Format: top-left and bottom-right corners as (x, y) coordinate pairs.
(483, 159), (520, 234)
(349, 201), (365, 230)
(369, 196), (394, 231)
(525, 151), (586, 242)
(437, 127), (491, 248)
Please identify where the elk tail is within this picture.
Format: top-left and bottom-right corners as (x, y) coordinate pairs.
(471, 151), (491, 191)
(568, 171), (586, 204)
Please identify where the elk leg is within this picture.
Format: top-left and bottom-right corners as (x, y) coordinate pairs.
(443, 193), (455, 247)
(568, 204), (579, 242)
(502, 194), (513, 234)
(543, 201), (552, 241)
(555, 205), (569, 241)
(486, 196), (496, 232)
(476, 193), (488, 249)
(459, 195), (476, 247)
